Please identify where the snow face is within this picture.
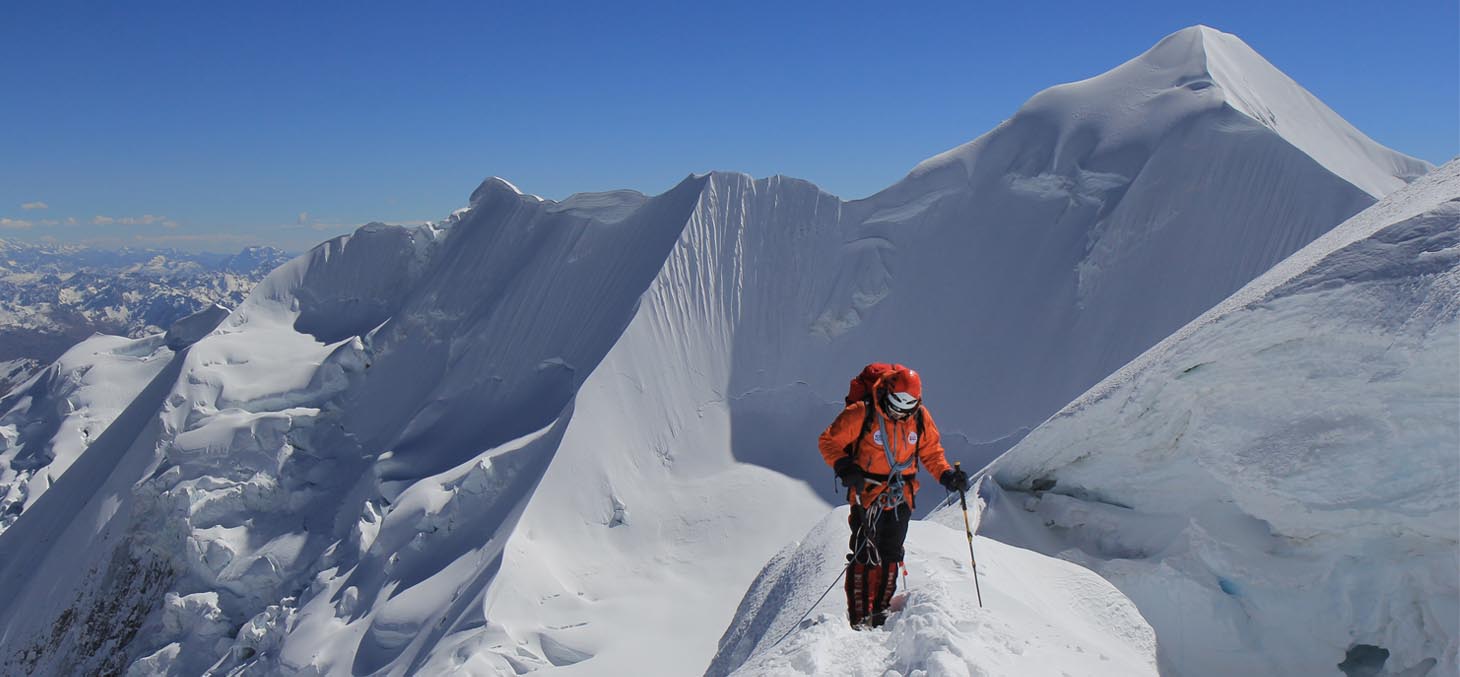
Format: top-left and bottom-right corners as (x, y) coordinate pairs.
(1193, 26), (1431, 197)
(163, 303), (231, 350)
(0, 332), (173, 533)
(0, 174), (722, 675)
(475, 174), (838, 675)
(707, 503), (1158, 677)
(809, 26), (1428, 474)
(983, 161), (1460, 677)
(0, 26), (1437, 676)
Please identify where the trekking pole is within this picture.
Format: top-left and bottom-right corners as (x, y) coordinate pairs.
(954, 462), (984, 608)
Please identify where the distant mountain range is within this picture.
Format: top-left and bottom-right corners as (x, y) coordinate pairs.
(0, 240), (292, 394)
(0, 26), (1446, 677)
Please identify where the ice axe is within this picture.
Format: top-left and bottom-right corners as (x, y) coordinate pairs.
(955, 461), (984, 608)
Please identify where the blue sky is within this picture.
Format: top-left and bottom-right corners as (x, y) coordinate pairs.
(2, 1), (1455, 252)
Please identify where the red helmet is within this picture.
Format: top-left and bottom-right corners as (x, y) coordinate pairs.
(881, 367), (922, 415)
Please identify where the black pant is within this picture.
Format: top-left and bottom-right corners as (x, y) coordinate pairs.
(848, 503), (912, 564)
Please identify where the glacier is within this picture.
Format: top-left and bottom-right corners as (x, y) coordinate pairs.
(0, 25), (1441, 676)
(983, 161), (1459, 675)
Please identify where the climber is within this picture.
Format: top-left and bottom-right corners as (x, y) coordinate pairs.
(818, 363), (968, 629)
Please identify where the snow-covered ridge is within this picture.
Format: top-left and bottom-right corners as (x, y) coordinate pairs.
(0, 303), (232, 535)
(0, 26), (1438, 676)
(708, 506), (1159, 677)
(1194, 26), (1430, 196)
(985, 160), (1460, 676)
(0, 172), (723, 675)
(0, 333), (172, 532)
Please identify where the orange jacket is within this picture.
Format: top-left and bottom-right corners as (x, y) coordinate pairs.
(818, 399), (953, 508)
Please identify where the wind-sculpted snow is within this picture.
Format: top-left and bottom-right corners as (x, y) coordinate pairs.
(1193, 27), (1429, 197)
(0, 333), (172, 533)
(984, 161), (1460, 676)
(0, 25), (1438, 676)
(0, 345), (188, 675)
(909, 26), (1427, 201)
(261, 222), (438, 345)
(204, 416), (570, 676)
(163, 303), (232, 350)
(707, 503), (1158, 676)
(714, 26), (1424, 491)
(0, 173), (711, 674)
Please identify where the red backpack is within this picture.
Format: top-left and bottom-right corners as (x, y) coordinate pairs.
(845, 362), (903, 406)
(841, 362), (924, 456)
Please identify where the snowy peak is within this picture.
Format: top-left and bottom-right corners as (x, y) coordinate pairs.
(1141, 24), (1254, 68)
(911, 25), (1428, 199)
(1177, 26), (1431, 197)
(471, 175), (524, 200)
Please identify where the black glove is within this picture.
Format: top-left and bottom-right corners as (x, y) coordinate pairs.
(834, 457), (866, 491)
(940, 468), (969, 492)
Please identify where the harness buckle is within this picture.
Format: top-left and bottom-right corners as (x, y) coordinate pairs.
(873, 483), (905, 511)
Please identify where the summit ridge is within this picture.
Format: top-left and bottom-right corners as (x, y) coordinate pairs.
(0, 27), (1441, 677)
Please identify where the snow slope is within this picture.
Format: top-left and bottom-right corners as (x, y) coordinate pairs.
(707, 506), (1158, 677)
(856, 25), (1427, 461)
(0, 302), (232, 534)
(0, 26), (1435, 676)
(983, 160), (1460, 676)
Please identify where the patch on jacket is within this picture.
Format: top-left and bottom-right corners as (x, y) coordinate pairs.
(872, 429), (884, 446)
(908, 431), (919, 445)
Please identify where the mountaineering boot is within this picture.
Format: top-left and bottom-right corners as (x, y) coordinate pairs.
(864, 562), (883, 628)
(847, 561), (891, 629)
(868, 562), (899, 627)
(845, 561), (867, 628)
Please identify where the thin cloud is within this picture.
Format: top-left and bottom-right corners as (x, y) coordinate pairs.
(0, 217), (34, 230)
(292, 212), (348, 232)
(128, 233), (258, 244)
(20, 201), (48, 210)
(91, 214), (181, 228)
(79, 232), (267, 251)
